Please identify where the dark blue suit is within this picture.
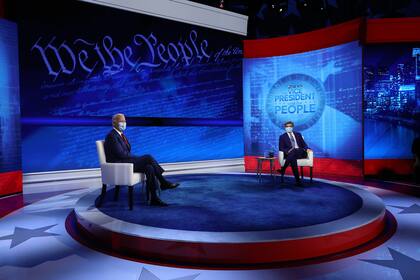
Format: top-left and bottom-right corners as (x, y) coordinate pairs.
(104, 129), (132, 163)
(104, 129), (166, 195)
(279, 132), (308, 154)
(279, 131), (308, 183)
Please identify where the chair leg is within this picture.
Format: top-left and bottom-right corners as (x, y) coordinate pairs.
(310, 167), (313, 183)
(269, 159), (274, 182)
(114, 185), (120, 201)
(300, 166), (304, 180)
(257, 160), (262, 182)
(146, 185), (151, 204)
(98, 184), (107, 207)
(128, 185), (134, 210)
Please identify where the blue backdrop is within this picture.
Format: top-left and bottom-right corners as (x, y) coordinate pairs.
(243, 41), (363, 160)
(0, 19), (21, 173)
(19, 2), (243, 172)
(22, 126), (244, 172)
(364, 44), (420, 159)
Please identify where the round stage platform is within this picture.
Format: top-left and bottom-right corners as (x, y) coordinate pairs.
(72, 173), (387, 265)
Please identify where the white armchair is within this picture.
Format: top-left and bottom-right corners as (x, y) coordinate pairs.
(279, 150), (314, 182)
(96, 140), (145, 210)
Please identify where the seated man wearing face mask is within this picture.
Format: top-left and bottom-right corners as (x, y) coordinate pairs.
(104, 113), (179, 206)
(278, 121), (310, 186)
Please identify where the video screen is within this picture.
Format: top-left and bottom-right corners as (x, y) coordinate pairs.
(0, 19), (21, 173)
(18, 2), (244, 172)
(22, 126), (243, 173)
(18, 3), (243, 119)
(364, 44), (420, 159)
(243, 41), (363, 160)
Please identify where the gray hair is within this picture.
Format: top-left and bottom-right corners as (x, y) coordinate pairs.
(112, 113), (125, 127)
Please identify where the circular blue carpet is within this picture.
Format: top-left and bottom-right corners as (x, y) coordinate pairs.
(96, 174), (363, 232)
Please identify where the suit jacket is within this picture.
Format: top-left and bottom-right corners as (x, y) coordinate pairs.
(104, 129), (132, 163)
(279, 131), (308, 155)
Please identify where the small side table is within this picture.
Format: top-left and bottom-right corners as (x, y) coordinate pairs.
(256, 157), (277, 182)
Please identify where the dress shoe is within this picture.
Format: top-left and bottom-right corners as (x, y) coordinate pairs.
(161, 182), (180, 190)
(150, 197), (168, 206)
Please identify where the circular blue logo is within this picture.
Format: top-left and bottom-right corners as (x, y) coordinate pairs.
(265, 73), (325, 130)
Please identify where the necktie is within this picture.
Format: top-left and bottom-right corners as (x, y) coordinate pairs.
(289, 133), (297, 148)
(121, 133), (129, 147)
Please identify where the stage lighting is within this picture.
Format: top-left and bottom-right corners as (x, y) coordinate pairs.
(313, 0), (327, 12)
(269, 0), (288, 15)
(297, 0), (328, 11)
(297, 0), (310, 13)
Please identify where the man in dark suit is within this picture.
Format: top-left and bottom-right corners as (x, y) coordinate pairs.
(104, 113), (179, 206)
(278, 121), (310, 186)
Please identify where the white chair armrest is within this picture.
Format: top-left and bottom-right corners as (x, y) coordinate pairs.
(297, 149), (314, 167)
(278, 151), (285, 166)
(307, 149), (314, 161)
(100, 163), (139, 186)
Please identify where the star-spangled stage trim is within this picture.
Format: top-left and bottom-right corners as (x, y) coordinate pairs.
(138, 267), (199, 280)
(388, 204), (420, 214)
(361, 247), (420, 280)
(0, 224), (59, 248)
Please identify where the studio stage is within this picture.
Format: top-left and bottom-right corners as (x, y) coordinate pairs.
(71, 173), (389, 266)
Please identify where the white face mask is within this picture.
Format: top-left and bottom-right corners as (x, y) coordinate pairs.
(285, 127), (293, 133)
(118, 122), (127, 131)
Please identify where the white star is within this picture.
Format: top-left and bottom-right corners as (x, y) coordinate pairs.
(0, 224), (59, 248)
(138, 267), (199, 280)
(361, 248), (420, 280)
(388, 204), (420, 214)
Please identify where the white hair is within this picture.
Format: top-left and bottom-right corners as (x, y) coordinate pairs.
(112, 113), (125, 127)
